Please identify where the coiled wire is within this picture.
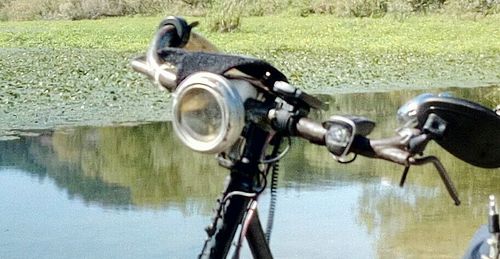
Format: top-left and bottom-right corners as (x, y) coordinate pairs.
(264, 134), (285, 244)
(265, 158), (280, 243)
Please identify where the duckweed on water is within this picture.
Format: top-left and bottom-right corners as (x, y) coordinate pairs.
(0, 48), (171, 136)
(0, 15), (499, 136)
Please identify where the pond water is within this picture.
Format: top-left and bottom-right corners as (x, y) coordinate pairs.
(0, 86), (499, 258)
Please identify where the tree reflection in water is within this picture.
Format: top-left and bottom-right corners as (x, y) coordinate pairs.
(0, 85), (498, 258)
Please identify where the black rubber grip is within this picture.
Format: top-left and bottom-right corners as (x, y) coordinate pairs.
(489, 214), (500, 233)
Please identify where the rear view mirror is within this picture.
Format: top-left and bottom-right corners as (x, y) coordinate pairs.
(400, 94), (500, 168)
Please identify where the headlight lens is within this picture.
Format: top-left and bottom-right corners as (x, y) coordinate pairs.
(173, 72), (246, 154)
(327, 124), (352, 149)
(178, 87), (222, 142)
(324, 116), (356, 161)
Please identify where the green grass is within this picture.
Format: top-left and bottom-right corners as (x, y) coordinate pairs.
(215, 15), (500, 55)
(1, 15), (499, 54)
(0, 15), (499, 135)
(2, 15), (499, 88)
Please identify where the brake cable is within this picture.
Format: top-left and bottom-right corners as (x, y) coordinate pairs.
(261, 136), (291, 164)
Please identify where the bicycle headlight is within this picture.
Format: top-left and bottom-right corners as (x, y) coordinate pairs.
(324, 116), (356, 159)
(172, 72), (248, 154)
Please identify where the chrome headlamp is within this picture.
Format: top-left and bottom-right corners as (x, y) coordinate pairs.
(172, 72), (253, 154)
(397, 93), (434, 127)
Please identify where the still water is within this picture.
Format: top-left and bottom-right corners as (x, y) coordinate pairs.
(1, 86), (499, 258)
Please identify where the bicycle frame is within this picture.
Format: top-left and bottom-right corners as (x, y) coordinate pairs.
(199, 125), (275, 259)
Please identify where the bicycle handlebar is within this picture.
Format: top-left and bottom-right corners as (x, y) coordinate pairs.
(294, 117), (411, 165)
(295, 117), (327, 145)
(293, 116), (461, 205)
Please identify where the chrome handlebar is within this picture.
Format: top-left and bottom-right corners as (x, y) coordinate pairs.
(292, 116), (461, 206)
(130, 22), (178, 91)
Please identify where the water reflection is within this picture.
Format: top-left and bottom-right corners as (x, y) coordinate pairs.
(0, 86), (498, 258)
(0, 124), (224, 213)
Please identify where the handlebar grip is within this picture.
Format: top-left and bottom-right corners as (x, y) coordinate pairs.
(157, 16), (192, 49)
(349, 135), (376, 158)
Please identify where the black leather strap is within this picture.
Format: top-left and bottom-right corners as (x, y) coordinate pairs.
(157, 48), (288, 85)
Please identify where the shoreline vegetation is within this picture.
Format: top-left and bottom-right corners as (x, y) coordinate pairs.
(0, 3), (499, 137)
(1, 0), (500, 29)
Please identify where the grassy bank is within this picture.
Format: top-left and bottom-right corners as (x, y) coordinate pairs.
(1, 15), (499, 88)
(1, 15), (499, 53)
(0, 15), (499, 136)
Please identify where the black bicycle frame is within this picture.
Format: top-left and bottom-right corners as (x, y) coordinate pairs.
(199, 124), (274, 259)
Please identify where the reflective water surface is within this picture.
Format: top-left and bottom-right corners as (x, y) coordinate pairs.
(1, 86), (499, 258)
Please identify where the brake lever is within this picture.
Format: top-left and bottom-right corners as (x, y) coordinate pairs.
(399, 166), (410, 187)
(397, 123), (460, 205)
(407, 156), (461, 206)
